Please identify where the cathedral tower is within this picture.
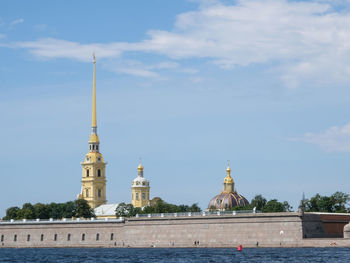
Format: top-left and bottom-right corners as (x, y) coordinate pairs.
(79, 55), (107, 209)
(131, 162), (150, 208)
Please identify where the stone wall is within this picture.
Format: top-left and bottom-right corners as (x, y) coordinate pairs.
(0, 212), (348, 248)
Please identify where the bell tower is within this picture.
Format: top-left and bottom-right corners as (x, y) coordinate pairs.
(79, 55), (107, 209)
(131, 162), (150, 208)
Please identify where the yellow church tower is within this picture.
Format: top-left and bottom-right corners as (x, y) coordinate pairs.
(131, 162), (150, 208)
(79, 55), (107, 209)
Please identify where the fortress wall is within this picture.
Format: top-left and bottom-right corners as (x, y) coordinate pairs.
(0, 213), (306, 248)
(302, 213), (350, 238)
(120, 213), (303, 247)
(0, 221), (124, 248)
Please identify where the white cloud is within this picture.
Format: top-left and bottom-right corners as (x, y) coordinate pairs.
(293, 123), (350, 152)
(10, 18), (24, 27)
(15, 38), (129, 62)
(7, 0), (350, 86)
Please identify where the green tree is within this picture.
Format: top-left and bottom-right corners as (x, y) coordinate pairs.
(189, 203), (201, 212)
(305, 192), (350, 213)
(115, 203), (136, 217)
(73, 199), (94, 218)
(250, 195), (267, 211)
(63, 201), (76, 218)
(331, 191), (350, 213)
(48, 202), (64, 219)
(3, 206), (20, 220)
(34, 203), (50, 219)
(17, 203), (35, 219)
(263, 199), (292, 212)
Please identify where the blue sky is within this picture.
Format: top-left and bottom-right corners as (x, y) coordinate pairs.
(1, 0), (350, 217)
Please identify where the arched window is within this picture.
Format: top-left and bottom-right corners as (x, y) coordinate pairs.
(96, 145), (99, 151)
(136, 193), (139, 200)
(142, 193), (146, 200)
(86, 189), (89, 198)
(93, 145), (95, 150)
(96, 233), (100, 241)
(54, 234), (57, 241)
(14, 234), (17, 242)
(98, 189), (101, 197)
(82, 233), (85, 241)
(86, 169), (89, 177)
(67, 233), (71, 241)
(27, 235), (30, 242)
(98, 169), (101, 177)
(110, 233), (114, 241)
(41, 234), (44, 241)
(90, 145), (92, 150)
(1, 235), (4, 242)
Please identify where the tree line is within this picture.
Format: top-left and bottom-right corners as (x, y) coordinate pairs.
(115, 198), (201, 217)
(2, 199), (94, 220)
(300, 191), (349, 213)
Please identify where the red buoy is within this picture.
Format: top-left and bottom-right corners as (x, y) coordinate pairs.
(238, 244), (242, 251)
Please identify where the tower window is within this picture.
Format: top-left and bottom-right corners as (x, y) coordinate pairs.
(41, 234), (44, 241)
(14, 234), (17, 242)
(86, 169), (89, 177)
(98, 189), (101, 197)
(1, 235), (4, 242)
(96, 233), (100, 241)
(142, 193), (146, 200)
(27, 234), (30, 242)
(93, 145), (95, 150)
(96, 145), (99, 151)
(67, 234), (71, 241)
(98, 169), (101, 177)
(90, 145), (92, 150)
(82, 233), (85, 241)
(54, 234), (57, 241)
(132, 193), (134, 200)
(86, 189), (89, 198)
(136, 193), (139, 200)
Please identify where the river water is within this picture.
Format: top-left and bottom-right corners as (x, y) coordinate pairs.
(0, 247), (350, 262)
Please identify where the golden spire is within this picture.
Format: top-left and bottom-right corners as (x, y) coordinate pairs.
(89, 54), (99, 144)
(92, 53), (97, 129)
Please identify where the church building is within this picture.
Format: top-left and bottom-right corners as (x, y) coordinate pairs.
(131, 162), (150, 208)
(207, 163), (249, 210)
(78, 55), (152, 218)
(78, 55), (107, 209)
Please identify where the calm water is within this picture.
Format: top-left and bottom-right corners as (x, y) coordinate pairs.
(0, 248), (350, 263)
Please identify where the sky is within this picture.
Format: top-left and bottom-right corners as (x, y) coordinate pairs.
(1, 0), (350, 217)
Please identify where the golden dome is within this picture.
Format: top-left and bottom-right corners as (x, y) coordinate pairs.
(138, 163), (144, 170)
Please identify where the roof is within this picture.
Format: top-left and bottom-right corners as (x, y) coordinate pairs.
(94, 203), (119, 216)
(208, 192), (249, 210)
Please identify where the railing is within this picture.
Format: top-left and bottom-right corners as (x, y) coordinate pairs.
(0, 217), (125, 224)
(134, 209), (261, 218)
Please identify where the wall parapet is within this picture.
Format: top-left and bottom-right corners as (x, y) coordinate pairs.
(0, 217), (124, 225)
